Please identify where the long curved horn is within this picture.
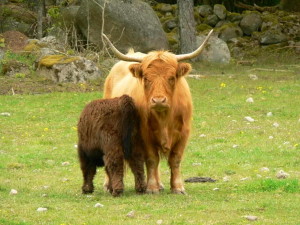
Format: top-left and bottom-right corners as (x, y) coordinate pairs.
(176, 29), (214, 61)
(102, 34), (144, 62)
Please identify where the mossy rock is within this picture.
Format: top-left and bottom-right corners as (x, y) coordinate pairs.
(227, 12), (242, 23)
(154, 3), (173, 13)
(194, 9), (204, 24)
(261, 14), (281, 31)
(281, 15), (299, 23)
(262, 14), (279, 23)
(163, 18), (177, 33)
(39, 55), (80, 67)
(24, 39), (50, 52)
(166, 32), (178, 46)
(155, 11), (164, 19)
(242, 10), (261, 16)
(196, 24), (212, 33)
(218, 22), (238, 31)
(24, 40), (41, 52)
(160, 14), (175, 24)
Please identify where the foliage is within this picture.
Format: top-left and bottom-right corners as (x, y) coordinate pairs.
(0, 51), (36, 76)
(47, 6), (61, 20)
(0, 63), (300, 224)
(14, 73), (26, 79)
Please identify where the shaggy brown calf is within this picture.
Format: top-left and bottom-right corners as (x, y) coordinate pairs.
(77, 95), (146, 197)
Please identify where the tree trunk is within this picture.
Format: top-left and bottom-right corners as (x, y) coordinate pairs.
(177, 0), (197, 55)
(37, 0), (45, 39)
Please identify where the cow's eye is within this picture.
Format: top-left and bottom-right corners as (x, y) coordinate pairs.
(168, 77), (175, 85)
(143, 77), (151, 88)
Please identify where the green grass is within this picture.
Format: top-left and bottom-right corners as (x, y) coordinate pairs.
(0, 63), (300, 224)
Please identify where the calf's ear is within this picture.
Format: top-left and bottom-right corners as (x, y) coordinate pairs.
(177, 62), (191, 78)
(129, 63), (143, 78)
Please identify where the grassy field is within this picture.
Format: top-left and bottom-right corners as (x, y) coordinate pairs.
(0, 63), (300, 225)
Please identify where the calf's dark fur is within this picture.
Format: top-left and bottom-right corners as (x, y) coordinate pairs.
(77, 95), (146, 196)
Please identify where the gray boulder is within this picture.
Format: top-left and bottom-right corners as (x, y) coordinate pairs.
(1, 17), (31, 36)
(260, 29), (288, 45)
(76, 0), (169, 53)
(203, 14), (219, 27)
(215, 20), (230, 28)
(157, 3), (173, 13)
(214, 4), (227, 20)
(227, 12), (243, 24)
(261, 14), (280, 32)
(218, 23), (243, 42)
(163, 19), (177, 32)
(196, 35), (231, 64)
(38, 57), (102, 83)
(1, 60), (30, 77)
(198, 5), (213, 17)
(240, 13), (262, 35)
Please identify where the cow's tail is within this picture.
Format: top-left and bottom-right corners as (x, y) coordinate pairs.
(120, 95), (139, 160)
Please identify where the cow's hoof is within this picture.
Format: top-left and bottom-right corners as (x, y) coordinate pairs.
(82, 189), (94, 194)
(112, 189), (123, 197)
(159, 183), (165, 192)
(171, 189), (187, 195)
(135, 182), (147, 194)
(146, 188), (160, 194)
(135, 187), (146, 194)
(82, 186), (94, 194)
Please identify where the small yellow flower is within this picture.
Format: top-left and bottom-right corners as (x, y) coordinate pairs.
(220, 83), (226, 88)
(294, 143), (299, 148)
(72, 126), (78, 131)
(44, 128), (49, 132)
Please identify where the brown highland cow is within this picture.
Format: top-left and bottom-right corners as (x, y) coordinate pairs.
(77, 95), (146, 197)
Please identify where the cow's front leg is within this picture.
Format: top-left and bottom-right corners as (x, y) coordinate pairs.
(103, 173), (110, 192)
(156, 164), (165, 191)
(145, 151), (160, 194)
(168, 149), (186, 194)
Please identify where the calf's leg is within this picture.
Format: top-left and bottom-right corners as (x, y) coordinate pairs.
(78, 149), (97, 194)
(104, 147), (124, 197)
(127, 152), (146, 194)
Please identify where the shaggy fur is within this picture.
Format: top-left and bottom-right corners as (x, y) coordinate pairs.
(103, 51), (193, 194)
(77, 95), (146, 197)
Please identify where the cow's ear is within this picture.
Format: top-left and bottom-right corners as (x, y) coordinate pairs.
(129, 63), (143, 78)
(177, 62), (191, 78)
